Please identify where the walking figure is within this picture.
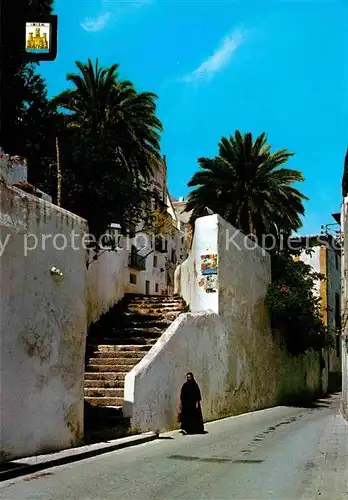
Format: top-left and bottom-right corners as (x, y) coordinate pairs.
(178, 372), (205, 434)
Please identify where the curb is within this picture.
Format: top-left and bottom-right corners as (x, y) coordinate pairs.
(0, 432), (158, 482)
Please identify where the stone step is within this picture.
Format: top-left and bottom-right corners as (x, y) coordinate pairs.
(88, 345), (152, 353)
(122, 311), (179, 319)
(87, 338), (157, 347)
(84, 388), (124, 397)
(85, 404), (123, 415)
(119, 319), (173, 328)
(128, 303), (184, 313)
(87, 357), (142, 366)
(110, 326), (164, 334)
(85, 379), (125, 389)
(86, 364), (137, 373)
(101, 329), (164, 339)
(129, 295), (181, 299)
(85, 372), (126, 381)
(90, 351), (146, 359)
(128, 294), (181, 300)
(85, 396), (124, 407)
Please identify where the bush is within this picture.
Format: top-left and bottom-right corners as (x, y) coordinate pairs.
(265, 252), (328, 355)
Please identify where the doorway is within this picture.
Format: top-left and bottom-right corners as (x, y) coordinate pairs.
(145, 280), (150, 295)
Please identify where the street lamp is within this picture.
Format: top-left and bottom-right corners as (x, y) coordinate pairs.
(108, 223), (123, 249)
(86, 223), (123, 269)
(100, 223), (123, 251)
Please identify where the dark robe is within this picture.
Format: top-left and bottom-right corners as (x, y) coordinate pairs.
(180, 379), (204, 434)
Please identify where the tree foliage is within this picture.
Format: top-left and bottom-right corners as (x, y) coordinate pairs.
(265, 251), (328, 356)
(52, 58), (163, 181)
(186, 131), (307, 241)
(45, 58), (164, 238)
(0, 0), (54, 153)
(147, 209), (175, 236)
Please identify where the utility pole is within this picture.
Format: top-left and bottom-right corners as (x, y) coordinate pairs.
(56, 136), (61, 206)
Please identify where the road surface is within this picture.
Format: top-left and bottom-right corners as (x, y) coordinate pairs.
(1, 394), (347, 499)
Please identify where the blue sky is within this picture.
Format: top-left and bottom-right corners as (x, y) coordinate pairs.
(39, 0), (348, 235)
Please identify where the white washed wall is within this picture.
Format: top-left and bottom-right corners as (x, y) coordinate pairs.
(125, 215), (322, 432)
(0, 183), (88, 462)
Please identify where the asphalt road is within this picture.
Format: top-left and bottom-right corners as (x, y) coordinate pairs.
(1, 394), (347, 500)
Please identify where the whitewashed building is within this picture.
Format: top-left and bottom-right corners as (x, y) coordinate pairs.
(123, 158), (188, 296)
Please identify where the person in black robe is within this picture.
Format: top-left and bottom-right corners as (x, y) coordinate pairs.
(178, 372), (204, 434)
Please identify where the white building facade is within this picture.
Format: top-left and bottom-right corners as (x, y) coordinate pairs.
(123, 159), (188, 296)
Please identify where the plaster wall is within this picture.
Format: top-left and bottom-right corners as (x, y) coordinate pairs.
(298, 245), (341, 389)
(178, 215), (218, 313)
(0, 182), (88, 462)
(86, 248), (128, 325)
(299, 248), (321, 297)
(125, 215), (322, 432)
(341, 198), (348, 418)
(326, 247), (342, 386)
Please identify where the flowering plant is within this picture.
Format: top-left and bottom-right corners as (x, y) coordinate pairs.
(266, 252), (327, 355)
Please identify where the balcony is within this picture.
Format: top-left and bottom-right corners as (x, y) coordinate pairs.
(128, 251), (146, 271)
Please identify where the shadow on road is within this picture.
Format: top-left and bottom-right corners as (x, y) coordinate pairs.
(281, 392), (341, 409)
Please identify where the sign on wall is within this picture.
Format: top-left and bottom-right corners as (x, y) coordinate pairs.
(23, 16), (58, 61)
(201, 254), (217, 275)
(200, 254), (218, 293)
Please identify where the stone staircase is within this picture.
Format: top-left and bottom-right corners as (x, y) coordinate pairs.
(84, 295), (185, 421)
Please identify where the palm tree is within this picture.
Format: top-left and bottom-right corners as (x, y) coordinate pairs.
(186, 131), (307, 240)
(52, 58), (163, 180)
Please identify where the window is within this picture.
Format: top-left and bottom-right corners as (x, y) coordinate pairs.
(130, 273), (137, 284)
(155, 283), (159, 293)
(171, 250), (176, 264)
(153, 255), (158, 268)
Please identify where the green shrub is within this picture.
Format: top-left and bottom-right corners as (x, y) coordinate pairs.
(266, 252), (328, 355)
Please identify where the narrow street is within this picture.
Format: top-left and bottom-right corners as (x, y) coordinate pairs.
(1, 394), (347, 500)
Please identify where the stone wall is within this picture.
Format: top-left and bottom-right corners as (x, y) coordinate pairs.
(124, 215), (323, 432)
(0, 182), (88, 462)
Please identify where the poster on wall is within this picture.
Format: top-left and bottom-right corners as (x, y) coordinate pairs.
(201, 254), (218, 275)
(200, 254), (218, 292)
(205, 274), (218, 293)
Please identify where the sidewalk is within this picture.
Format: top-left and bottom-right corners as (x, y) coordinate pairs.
(301, 409), (348, 499)
(0, 432), (157, 482)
